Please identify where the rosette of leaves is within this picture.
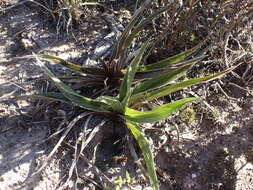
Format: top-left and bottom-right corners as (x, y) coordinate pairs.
(29, 41), (234, 189)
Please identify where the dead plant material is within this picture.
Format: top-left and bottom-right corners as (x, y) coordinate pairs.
(32, 112), (94, 176)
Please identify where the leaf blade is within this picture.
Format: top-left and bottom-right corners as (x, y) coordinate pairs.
(125, 122), (159, 190)
(132, 56), (205, 95)
(119, 43), (148, 108)
(125, 5), (171, 48)
(96, 96), (123, 113)
(130, 66), (235, 105)
(17, 92), (70, 103)
(124, 97), (198, 123)
(35, 58), (111, 113)
(110, 0), (151, 60)
(42, 55), (105, 75)
(138, 44), (203, 72)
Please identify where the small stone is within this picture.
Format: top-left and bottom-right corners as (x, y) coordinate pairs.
(13, 167), (18, 173)
(21, 38), (34, 49)
(57, 109), (66, 117)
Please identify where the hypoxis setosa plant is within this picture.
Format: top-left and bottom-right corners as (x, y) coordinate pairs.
(30, 41), (234, 190)
(27, 2), (238, 189)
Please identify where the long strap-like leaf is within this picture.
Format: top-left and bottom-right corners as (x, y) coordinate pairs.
(138, 44), (203, 71)
(35, 58), (111, 113)
(134, 55), (206, 79)
(110, 0), (151, 60)
(119, 43), (148, 108)
(130, 67), (236, 105)
(125, 5), (171, 48)
(132, 58), (203, 95)
(125, 122), (159, 190)
(124, 97), (198, 123)
(42, 55), (105, 76)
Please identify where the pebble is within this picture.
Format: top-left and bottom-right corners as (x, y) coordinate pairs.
(21, 38), (34, 49)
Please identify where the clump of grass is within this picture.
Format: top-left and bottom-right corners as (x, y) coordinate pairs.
(145, 0), (253, 65)
(179, 104), (196, 126)
(36, 0), (114, 32)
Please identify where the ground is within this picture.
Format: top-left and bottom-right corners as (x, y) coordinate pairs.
(0, 1), (253, 190)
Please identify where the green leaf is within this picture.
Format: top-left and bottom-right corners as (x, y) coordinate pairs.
(111, 0), (151, 60)
(37, 75), (104, 88)
(130, 67), (234, 105)
(36, 59), (111, 113)
(41, 55), (105, 75)
(132, 58), (202, 95)
(125, 6), (170, 48)
(124, 97), (198, 123)
(125, 171), (131, 184)
(119, 43), (148, 108)
(138, 44), (203, 71)
(134, 55), (205, 79)
(95, 96), (124, 113)
(63, 92), (111, 113)
(125, 122), (159, 190)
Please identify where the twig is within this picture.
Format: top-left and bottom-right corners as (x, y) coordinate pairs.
(217, 80), (237, 101)
(0, 0), (30, 12)
(223, 33), (231, 68)
(31, 112), (93, 177)
(64, 118), (108, 187)
(228, 82), (253, 92)
(0, 88), (19, 101)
